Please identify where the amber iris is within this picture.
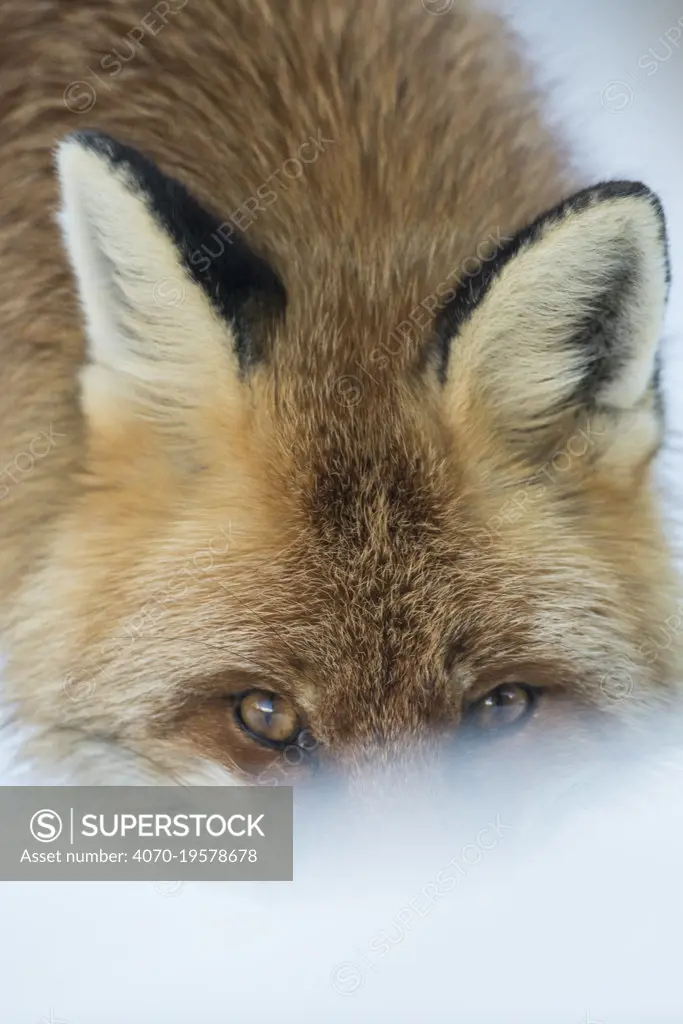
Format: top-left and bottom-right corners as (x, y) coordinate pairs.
(237, 690), (301, 745)
(470, 683), (537, 730)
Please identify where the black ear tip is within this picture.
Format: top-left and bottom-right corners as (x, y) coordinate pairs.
(528, 180), (669, 290)
(569, 180), (668, 246)
(593, 180), (670, 286)
(59, 129), (120, 155)
(551, 179), (664, 229)
(57, 132), (151, 184)
(55, 131), (129, 178)
(591, 178), (665, 216)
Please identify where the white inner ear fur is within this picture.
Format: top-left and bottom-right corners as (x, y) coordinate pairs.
(56, 139), (240, 424)
(449, 193), (668, 426)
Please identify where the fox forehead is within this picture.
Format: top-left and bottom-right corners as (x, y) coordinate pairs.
(62, 372), (640, 713)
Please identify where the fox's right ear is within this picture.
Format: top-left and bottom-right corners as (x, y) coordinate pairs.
(56, 131), (285, 445)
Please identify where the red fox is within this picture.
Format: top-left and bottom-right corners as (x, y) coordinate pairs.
(0, 0), (679, 783)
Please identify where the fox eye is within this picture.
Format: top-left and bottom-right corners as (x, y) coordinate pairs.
(236, 690), (301, 745)
(469, 683), (539, 731)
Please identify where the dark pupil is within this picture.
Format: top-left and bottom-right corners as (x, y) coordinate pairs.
(257, 695), (275, 726)
(480, 684), (530, 726)
(494, 687), (516, 705)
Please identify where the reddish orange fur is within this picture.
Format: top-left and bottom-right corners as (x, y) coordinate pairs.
(0, 0), (679, 782)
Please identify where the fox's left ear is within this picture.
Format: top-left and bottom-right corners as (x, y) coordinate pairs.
(439, 182), (670, 475)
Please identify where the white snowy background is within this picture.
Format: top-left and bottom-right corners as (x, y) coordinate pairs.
(2, 1), (683, 1021)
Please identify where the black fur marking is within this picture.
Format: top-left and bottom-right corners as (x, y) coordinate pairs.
(432, 181), (670, 402)
(68, 130), (287, 372)
(571, 258), (640, 405)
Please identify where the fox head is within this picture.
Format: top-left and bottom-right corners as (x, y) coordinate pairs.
(3, 130), (680, 784)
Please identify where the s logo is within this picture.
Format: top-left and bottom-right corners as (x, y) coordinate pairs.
(30, 809), (63, 843)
